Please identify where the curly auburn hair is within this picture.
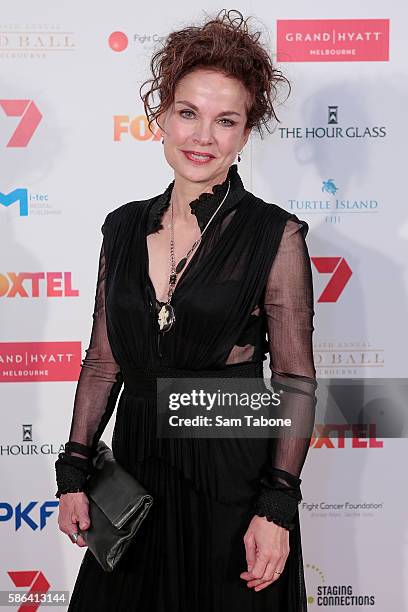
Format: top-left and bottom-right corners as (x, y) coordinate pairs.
(139, 9), (290, 139)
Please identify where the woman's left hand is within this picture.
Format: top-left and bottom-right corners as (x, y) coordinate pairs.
(240, 514), (289, 592)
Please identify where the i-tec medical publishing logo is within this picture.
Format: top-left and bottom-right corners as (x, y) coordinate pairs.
(0, 188), (61, 216)
(277, 19), (390, 62)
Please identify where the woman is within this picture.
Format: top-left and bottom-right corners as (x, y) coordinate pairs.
(55, 9), (317, 611)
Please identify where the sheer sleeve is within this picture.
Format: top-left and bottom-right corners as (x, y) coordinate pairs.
(253, 218), (317, 529)
(54, 225), (123, 497)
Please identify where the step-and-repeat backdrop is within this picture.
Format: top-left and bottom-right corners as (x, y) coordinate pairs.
(1, 2), (407, 610)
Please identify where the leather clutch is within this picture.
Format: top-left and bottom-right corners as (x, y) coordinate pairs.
(79, 440), (153, 572)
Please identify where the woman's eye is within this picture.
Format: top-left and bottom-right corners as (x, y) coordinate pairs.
(219, 118), (234, 127)
(179, 110), (235, 127)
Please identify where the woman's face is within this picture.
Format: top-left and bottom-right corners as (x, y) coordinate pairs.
(158, 68), (251, 184)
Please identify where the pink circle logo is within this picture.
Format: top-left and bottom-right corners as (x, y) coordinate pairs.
(108, 31), (128, 52)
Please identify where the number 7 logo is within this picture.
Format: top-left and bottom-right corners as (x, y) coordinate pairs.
(311, 257), (352, 302)
(0, 100), (42, 147)
(7, 570), (50, 611)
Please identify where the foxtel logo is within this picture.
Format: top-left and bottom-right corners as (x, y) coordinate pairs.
(310, 424), (383, 448)
(311, 257), (352, 302)
(0, 273), (79, 298)
(0, 100), (42, 147)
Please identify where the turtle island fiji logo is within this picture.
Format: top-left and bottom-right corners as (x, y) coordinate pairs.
(305, 564), (376, 606)
(288, 178), (379, 225)
(279, 105), (387, 140)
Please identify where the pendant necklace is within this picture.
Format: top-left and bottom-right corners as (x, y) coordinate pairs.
(156, 178), (231, 334)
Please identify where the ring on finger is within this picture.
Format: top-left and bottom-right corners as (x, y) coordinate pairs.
(69, 532), (79, 544)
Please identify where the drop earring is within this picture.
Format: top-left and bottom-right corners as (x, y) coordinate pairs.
(237, 150), (243, 162)
(161, 138), (164, 144)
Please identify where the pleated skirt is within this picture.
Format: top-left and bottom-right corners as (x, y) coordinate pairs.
(67, 389), (307, 611)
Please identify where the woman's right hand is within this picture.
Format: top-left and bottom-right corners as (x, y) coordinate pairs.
(57, 491), (91, 547)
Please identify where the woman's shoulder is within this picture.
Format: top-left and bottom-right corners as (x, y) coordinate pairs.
(101, 197), (153, 237)
(249, 193), (309, 238)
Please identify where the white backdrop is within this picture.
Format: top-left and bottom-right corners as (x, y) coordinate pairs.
(1, 2), (407, 610)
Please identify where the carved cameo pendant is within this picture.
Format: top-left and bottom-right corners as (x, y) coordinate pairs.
(157, 302), (176, 333)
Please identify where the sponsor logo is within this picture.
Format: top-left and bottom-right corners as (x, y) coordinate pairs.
(277, 19), (390, 62)
(310, 423), (383, 448)
(279, 105), (386, 140)
(0, 189), (28, 216)
(0, 342), (81, 382)
(0, 424), (64, 457)
(314, 342), (385, 376)
(301, 499), (384, 517)
(0, 188), (61, 217)
(108, 31), (129, 52)
(0, 100), (42, 147)
(0, 24), (75, 60)
(108, 29), (166, 51)
(288, 179), (379, 225)
(113, 115), (162, 141)
(311, 257), (352, 302)
(0, 501), (58, 530)
(0, 272), (79, 298)
(305, 564), (376, 606)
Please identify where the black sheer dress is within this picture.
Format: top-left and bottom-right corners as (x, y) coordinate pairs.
(55, 163), (317, 611)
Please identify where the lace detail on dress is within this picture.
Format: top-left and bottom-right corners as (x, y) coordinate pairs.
(146, 164), (240, 234)
(253, 467), (303, 531)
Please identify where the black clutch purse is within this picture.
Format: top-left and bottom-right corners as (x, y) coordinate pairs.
(78, 440), (154, 572)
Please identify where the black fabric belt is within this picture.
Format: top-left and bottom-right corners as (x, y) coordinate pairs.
(122, 361), (264, 399)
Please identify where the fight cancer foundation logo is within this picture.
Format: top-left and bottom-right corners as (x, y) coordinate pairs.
(277, 19), (390, 62)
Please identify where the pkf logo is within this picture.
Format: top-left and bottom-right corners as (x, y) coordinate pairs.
(0, 100), (42, 147)
(277, 19), (390, 62)
(311, 257), (352, 302)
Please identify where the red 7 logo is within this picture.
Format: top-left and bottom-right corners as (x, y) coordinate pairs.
(0, 100), (42, 147)
(7, 570), (50, 612)
(311, 257), (352, 302)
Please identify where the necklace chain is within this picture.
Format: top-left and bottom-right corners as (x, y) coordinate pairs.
(166, 178), (231, 305)
(155, 178), (231, 335)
